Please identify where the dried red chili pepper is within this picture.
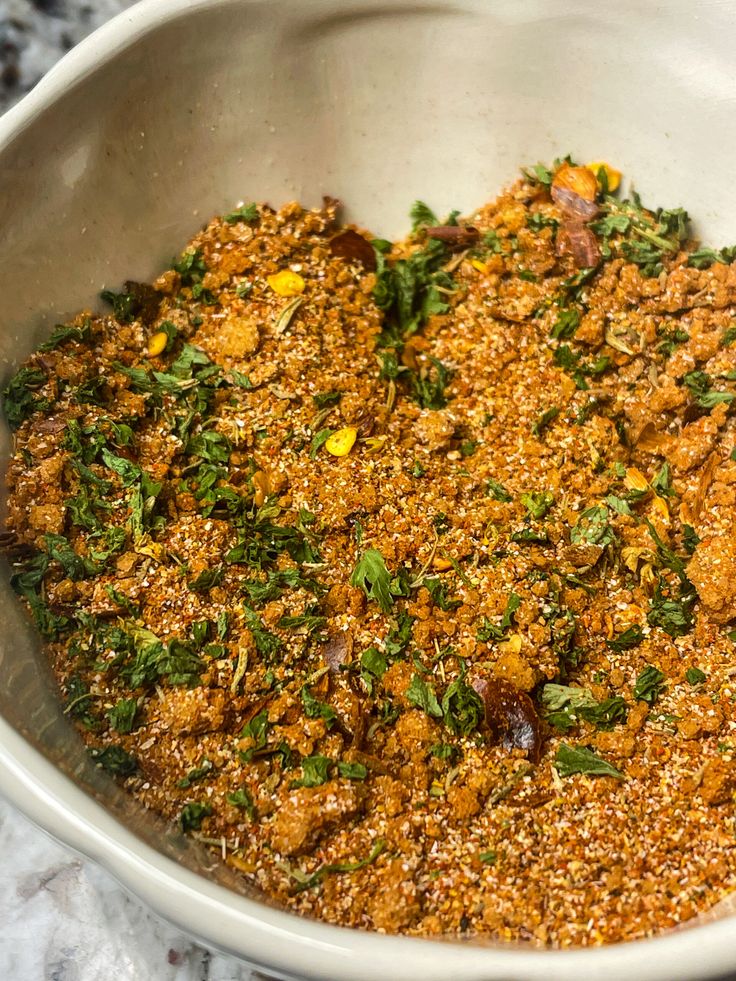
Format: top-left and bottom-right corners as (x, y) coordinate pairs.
(329, 229), (377, 270)
(471, 675), (543, 762)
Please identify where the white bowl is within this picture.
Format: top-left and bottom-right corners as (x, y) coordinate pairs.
(1, 1), (736, 978)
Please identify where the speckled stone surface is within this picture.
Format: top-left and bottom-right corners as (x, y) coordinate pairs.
(0, 0), (136, 113)
(0, 10), (257, 979)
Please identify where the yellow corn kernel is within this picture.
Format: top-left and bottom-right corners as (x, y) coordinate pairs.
(470, 258), (488, 274)
(252, 470), (271, 508)
(586, 161), (622, 193)
(624, 467), (649, 492)
(267, 270), (305, 296)
(432, 556), (453, 571)
(146, 330), (168, 358)
(325, 426), (358, 457)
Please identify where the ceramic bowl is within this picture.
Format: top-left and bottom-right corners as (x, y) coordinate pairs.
(1, 1), (736, 978)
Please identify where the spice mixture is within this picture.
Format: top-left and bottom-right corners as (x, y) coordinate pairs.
(3, 160), (736, 947)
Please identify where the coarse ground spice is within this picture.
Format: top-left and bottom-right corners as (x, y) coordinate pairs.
(3, 161), (736, 946)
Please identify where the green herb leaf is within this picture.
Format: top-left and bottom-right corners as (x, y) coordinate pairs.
(423, 576), (460, 612)
(309, 428), (334, 459)
(606, 625), (644, 652)
(550, 309), (580, 340)
(360, 647), (388, 694)
(373, 238), (453, 350)
(224, 202), (258, 224)
(685, 667), (706, 686)
(180, 801), (212, 831)
(554, 744), (625, 780)
(177, 758), (214, 789)
(312, 390), (342, 409)
(406, 674), (443, 717)
(289, 838), (385, 893)
(487, 478), (512, 502)
(527, 212), (559, 233)
(278, 609), (326, 633)
(107, 698), (138, 734)
(90, 745), (137, 777)
(296, 755), (332, 787)
(532, 406), (560, 437)
(39, 321), (92, 352)
(542, 684), (628, 732)
(301, 686), (336, 726)
(101, 281), (161, 324)
(604, 494), (633, 517)
(651, 462), (674, 497)
(476, 592), (522, 643)
(441, 673), (484, 736)
(243, 608), (282, 663)
(520, 490), (554, 519)
(410, 200), (439, 231)
(523, 161), (554, 187)
(239, 711), (269, 761)
(648, 582), (695, 637)
(385, 611), (414, 657)
(570, 505), (615, 546)
(409, 356), (451, 409)
(682, 524), (700, 555)
(2, 365), (50, 429)
(350, 548), (394, 613)
(682, 369), (735, 409)
(687, 245), (736, 269)
(227, 787), (257, 819)
(187, 566), (225, 592)
(337, 761), (368, 780)
(634, 664), (666, 704)
(174, 248), (207, 286)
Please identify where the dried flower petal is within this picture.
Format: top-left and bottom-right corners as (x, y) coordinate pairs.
(551, 186), (600, 221)
(586, 161), (622, 193)
(552, 164), (598, 202)
(624, 467), (649, 493)
(557, 221), (601, 268)
(322, 631), (353, 672)
(329, 230), (377, 271)
(470, 675), (543, 762)
(252, 470), (271, 508)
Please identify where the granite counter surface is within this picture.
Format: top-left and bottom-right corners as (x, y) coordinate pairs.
(0, 0), (134, 113)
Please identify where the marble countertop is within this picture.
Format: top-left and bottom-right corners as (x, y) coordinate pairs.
(0, 797), (256, 981)
(0, 11), (255, 979)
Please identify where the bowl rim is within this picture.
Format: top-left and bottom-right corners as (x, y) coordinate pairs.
(0, 0), (734, 977)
